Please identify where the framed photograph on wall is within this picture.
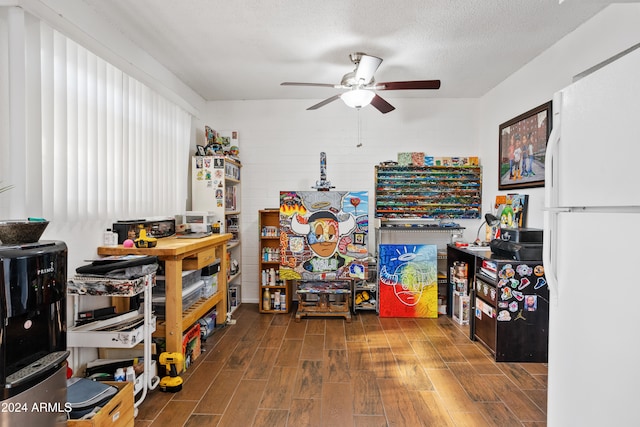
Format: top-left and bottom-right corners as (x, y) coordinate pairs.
(498, 101), (552, 190)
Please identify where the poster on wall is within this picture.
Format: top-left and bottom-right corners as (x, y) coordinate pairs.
(279, 191), (368, 281)
(378, 244), (439, 318)
(495, 194), (529, 228)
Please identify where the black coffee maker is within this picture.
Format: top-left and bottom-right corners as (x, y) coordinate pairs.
(0, 241), (69, 426)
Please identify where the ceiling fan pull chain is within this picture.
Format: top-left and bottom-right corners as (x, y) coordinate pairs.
(356, 110), (363, 148)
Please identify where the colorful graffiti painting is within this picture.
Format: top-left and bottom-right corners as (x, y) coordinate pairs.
(378, 244), (438, 318)
(279, 191), (368, 281)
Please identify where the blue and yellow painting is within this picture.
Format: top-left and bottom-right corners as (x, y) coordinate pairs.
(279, 191), (368, 281)
(378, 244), (438, 318)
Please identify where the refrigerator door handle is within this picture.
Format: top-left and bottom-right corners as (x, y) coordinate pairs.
(543, 210), (559, 302)
(545, 92), (561, 209)
(544, 92), (562, 302)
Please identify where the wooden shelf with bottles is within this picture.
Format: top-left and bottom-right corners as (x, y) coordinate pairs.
(258, 208), (291, 313)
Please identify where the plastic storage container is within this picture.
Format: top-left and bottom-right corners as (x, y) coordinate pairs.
(152, 279), (204, 317)
(200, 261), (220, 298)
(155, 270), (201, 293)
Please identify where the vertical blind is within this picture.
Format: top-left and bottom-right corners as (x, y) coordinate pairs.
(1, 7), (190, 221)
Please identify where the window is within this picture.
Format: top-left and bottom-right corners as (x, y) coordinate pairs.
(0, 7), (190, 221)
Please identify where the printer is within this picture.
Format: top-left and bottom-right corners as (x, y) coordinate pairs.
(490, 227), (543, 260)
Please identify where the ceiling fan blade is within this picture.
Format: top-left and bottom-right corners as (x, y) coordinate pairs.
(377, 80), (441, 90)
(354, 54), (382, 84)
(370, 94), (395, 114)
(281, 82), (337, 88)
(307, 94), (342, 110)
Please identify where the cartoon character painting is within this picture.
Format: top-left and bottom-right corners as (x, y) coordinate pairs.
(378, 244), (439, 318)
(279, 191), (368, 281)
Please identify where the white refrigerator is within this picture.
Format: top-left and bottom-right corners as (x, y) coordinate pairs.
(544, 43), (640, 427)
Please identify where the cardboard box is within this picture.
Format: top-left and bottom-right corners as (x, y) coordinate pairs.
(183, 323), (201, 370)
(67, 381), (134, 427)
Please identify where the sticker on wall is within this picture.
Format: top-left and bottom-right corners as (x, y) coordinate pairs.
(501, 287), (512, 300)
(498, 278), (509, 288)
(514, 310), (527, 321)
(498, 301), (508, 309)
(516, 264), (533, 276)
(534, 265), (545, 276)
(497, 310), (512, 321)
(490, 287), (497, 301)
(518, 277), (531, 290)
(512, 290), (524, 301)
(534, 277), (547, 289)
(509, 301), (519, 312)
(510, 278), (520, 288)
(525, 295), (537, 311)
(499, 264), (515, 279)
(475, 307), (482, 319)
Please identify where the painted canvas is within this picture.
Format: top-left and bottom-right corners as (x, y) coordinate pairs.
(279, 191), (368, 281)
(378, 244), (439, 318)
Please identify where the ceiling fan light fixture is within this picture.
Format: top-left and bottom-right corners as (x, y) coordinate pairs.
(341, 89), (375, 109)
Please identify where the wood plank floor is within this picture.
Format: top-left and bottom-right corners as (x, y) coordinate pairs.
(136, 304), (547, 427)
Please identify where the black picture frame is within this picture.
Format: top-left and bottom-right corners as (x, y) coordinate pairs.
(498, 101), (552, 190)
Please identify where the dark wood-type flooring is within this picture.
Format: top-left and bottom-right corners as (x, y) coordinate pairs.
(136, 303), (547, 427)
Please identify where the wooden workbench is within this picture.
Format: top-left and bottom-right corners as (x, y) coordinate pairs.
(97, 234), (232, 361)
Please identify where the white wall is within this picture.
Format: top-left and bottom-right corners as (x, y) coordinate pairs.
(478, 3), (640, 229)
(198, 3), (640, 304)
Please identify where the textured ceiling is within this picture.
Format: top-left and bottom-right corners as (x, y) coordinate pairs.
(79, 0), (624, 102)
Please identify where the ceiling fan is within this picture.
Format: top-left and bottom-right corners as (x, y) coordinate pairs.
(281, 52), (440, 113)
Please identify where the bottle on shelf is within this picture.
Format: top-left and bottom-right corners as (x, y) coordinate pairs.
(280, 292), (286, 311)
(114, 367), (125, 382)
(274, 290), (281, 310)
(126, 366), (135, 382)
(103, 228), (118, 246)
(263, 287), (271, 311)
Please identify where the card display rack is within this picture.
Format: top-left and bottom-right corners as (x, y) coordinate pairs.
(375, 164), (482, 219)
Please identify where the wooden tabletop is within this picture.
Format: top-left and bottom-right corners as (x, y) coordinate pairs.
(97, 233), (232, 258)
